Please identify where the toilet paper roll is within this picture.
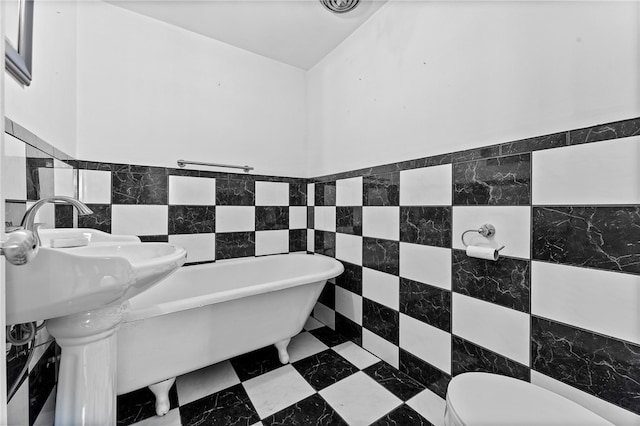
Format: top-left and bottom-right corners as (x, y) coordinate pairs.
(466, 245), (499, 261)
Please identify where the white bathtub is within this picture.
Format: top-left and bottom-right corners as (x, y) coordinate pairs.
(116, 253), (343, 415)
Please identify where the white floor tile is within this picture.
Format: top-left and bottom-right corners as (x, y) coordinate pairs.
(304, 316), (324, 331)
(132, 408), (182, 426)
(243, 365), (315, 419)
(287, 332), (329, 363)
(332, 341), (380, 369)
(176, 360), (241, 406)
(320, 371), (402, 426)
(407, 388), (447, 426)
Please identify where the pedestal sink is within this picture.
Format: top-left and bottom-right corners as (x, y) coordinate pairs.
(5, 228), (187, 425)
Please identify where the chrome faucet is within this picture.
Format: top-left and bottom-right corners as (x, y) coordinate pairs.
(21, 196), (94, 246)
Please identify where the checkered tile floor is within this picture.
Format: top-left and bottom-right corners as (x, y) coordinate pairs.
(117, 318), (437, 426)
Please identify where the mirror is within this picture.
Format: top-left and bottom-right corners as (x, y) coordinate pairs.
(5, 0), (34, 86)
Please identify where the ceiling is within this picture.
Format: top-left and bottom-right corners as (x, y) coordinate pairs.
(105, 0), (389, 70)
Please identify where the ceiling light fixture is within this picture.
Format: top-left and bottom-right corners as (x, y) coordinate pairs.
(320, 0), (360, 14)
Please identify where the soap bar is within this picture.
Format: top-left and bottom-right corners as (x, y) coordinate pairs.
(50, 236), (90, 248)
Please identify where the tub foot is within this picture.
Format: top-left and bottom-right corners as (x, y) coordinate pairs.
(274, 338), (291, 364)
(148, 377), (176, 416)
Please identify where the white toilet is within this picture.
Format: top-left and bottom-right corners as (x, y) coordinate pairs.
(444, 373), (614, 425)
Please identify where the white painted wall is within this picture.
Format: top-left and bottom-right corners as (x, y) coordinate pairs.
(75, 1), (307, 177)
(5, 0), (77, 157)
(306, 0), (640, 177)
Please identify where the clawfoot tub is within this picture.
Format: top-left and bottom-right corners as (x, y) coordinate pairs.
(116, 253), (343, 415)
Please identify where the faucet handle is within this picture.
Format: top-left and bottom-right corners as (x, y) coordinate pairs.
(1, 229), (39, 265)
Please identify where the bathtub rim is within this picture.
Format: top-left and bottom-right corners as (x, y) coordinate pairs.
(123, 253), (343, 322)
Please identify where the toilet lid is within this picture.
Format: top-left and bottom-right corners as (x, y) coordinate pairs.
(446, 373), (613, 425)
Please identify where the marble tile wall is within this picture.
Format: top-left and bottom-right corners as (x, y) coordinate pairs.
(309, 116), (640, 426)
(4, 115), (640, 426)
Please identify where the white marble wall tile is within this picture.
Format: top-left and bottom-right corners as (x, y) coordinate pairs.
(399, 243), (451, 290)
(532, 261), (640, 344)
(400, 314), (451, 374)
(362, 207), (399, 240)
(400, 164), (452, 206)
(533, 136), (640, 205)
(362, 267), (399, 310)
(111, 205), (168, 235)
(335, 233), (362, 265)
(255, 181), (289, 206)
(215, 206), (255, 232)
(168, 234), (215, 263)
(452, 293), (530, 365)
(168, 175), (215, 205)
(336, 177), (363, 206)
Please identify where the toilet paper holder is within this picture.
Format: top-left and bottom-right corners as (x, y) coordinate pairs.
(461, 224), (505, 252)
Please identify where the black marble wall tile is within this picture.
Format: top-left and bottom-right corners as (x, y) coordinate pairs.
(78, 204), (111, 233)
(215, 232), (255, 259)
(452, 250), (530, 313)
(453, 154), (530, 205)
(112, 168), (167, 205)
(139, 235), (169, 242)
(117, 384), (179, 426)
(363, 298), (399, 345)
(307, 206), (314, 229)
(533, 206), (640, 274)
(255, 206), (289, 231)
(569, 117), (640, 145)
(335, 261), (362, 295)
(28, 342), (58, 425)
(364, 361), (426, 401)
(400, 278), (451, 332)
(363, 173), (399, 206)
(315, 182), (336, 206)
(292, 350), (358, 391)
(216, 176), (255, 206)
(289, 182), (307, 206)
(26, 154), (54, 201)
(500, 132), (567, 155)
(318, 282), (335, 309)
(452, 336), (530, 381)
(168, 205), (215, 234)
(335, 313), (362, 346)
(452, 146), (501, 163)
(314, 231), (336, 257)
(289, 229), (307, 252)
(363, 237), (400, 276)
(532, 316), (640, 415)
(262, 393), (348, 426)
(399, 349), (451, 399)
(179, 384), (260, 426)
(55, 204), (74, 228)
(336, 206), (362, 235)
(400, 207), (451, 247)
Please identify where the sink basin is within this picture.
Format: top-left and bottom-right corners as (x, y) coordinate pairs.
(5, 228), (187, 325)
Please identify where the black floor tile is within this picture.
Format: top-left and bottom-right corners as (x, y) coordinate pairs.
(179, 384), (259, 426)
(309, 326), (351, 347)
(262, 393), (348, 426)
(117, 383), (179, 425)
(370, 404), (433, 426)
(230, 345), (285, 381)
(364, 362), (426, 401)
(292, 350), (359, 391)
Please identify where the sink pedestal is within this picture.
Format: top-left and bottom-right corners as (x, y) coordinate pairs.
(46, 303), (126, 426)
